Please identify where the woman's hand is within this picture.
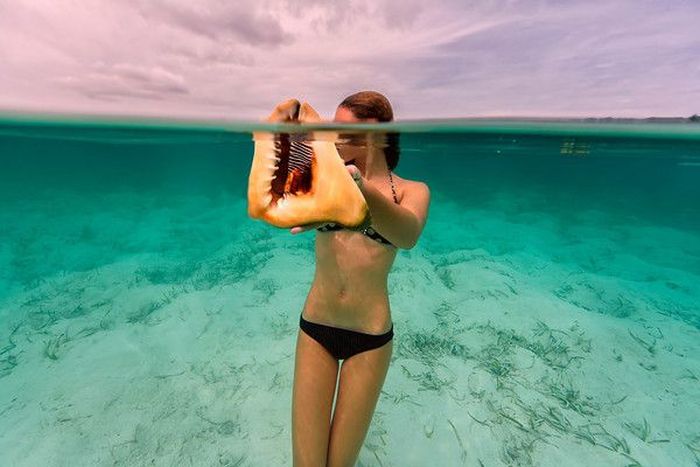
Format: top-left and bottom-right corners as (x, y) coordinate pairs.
(346, 164), (364, 190)
(290, 165), (365, 234)
(290, 222), (325, 235)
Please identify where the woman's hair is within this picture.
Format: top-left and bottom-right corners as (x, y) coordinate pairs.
(339, 90), (400, 170)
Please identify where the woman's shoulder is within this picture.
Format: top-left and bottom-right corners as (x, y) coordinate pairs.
(392, 173), (429, 191)
(391, 173), (430, 203)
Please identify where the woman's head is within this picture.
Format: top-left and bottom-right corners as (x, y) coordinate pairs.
(334, 90), (400, 170)
(335, 91), (394, 122)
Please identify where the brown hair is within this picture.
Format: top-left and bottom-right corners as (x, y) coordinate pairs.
(339, 91), (400, 170)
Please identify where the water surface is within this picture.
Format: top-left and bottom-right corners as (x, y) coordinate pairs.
(1, 114), (699, 466)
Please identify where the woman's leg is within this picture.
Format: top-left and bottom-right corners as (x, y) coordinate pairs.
(326, 340), (393, 467)
(292, 328), (340, 467)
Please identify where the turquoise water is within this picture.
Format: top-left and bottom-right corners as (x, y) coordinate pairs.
(1, 115), (699, 466)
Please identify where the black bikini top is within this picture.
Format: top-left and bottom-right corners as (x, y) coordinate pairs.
(316, 171), (399, 248)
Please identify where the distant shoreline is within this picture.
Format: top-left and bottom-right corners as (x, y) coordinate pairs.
(0, 107), (699, 125)
(400, 115), (700, 124)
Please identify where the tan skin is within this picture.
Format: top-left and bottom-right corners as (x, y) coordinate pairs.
(290, 105), (431, 466)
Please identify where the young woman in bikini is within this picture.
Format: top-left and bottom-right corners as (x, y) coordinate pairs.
(289, 91), (431, 466)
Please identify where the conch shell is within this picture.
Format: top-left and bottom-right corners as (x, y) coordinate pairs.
(247, 99), (369, 229)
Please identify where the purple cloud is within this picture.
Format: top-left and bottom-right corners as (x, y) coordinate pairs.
(55, 63), (189, 101)
(137, 1), (291, 46)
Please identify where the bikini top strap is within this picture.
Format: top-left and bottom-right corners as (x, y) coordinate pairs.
(388, 171), (398, 204)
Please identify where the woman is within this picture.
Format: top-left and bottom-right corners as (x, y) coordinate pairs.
(289, 91), (431, 466)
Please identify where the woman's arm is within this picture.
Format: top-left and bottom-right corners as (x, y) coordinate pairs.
(290, 166), (431, 249)
(359, 176), (430, 249)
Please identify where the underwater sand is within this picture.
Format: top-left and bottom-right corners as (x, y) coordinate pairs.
(1, 182), (699, 466)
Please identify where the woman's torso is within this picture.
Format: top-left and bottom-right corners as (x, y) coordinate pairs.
(301, 173), (405, 335)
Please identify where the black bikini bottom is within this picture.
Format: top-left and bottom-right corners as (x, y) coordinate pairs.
(299, 314), (394, 361)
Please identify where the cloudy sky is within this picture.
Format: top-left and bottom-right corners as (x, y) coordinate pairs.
(1, 0), (698, 120)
